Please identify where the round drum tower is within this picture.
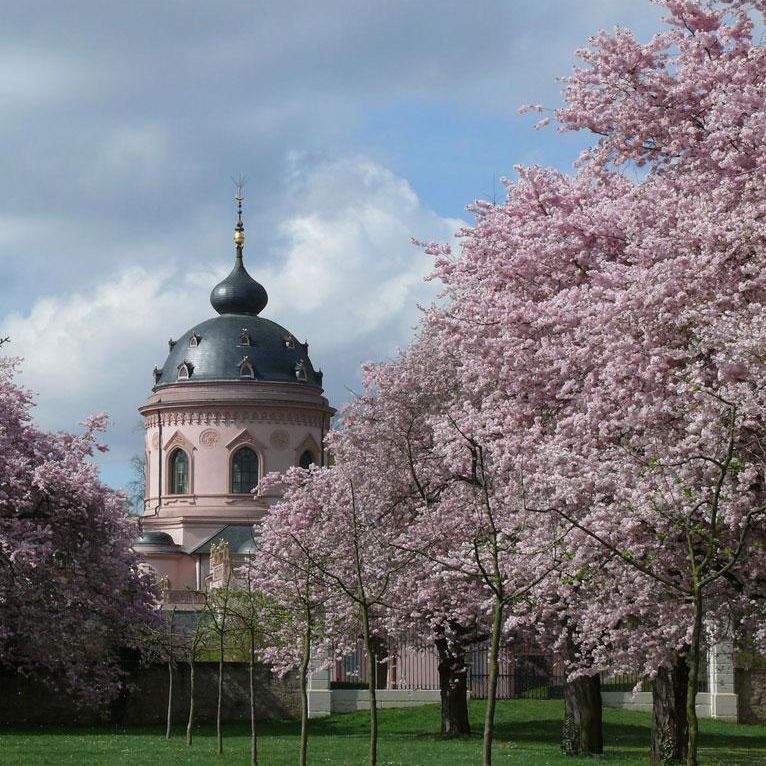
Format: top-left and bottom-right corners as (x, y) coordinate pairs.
(135, 195), (334, 593)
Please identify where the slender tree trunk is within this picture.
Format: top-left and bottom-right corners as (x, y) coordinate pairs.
(361, 606), (378, 766)
(249, 632), (258, 766)
(186, 658), (195, 746)
(217, 633), (224, 755)
(686, 589), (703, 766)
(482, 598), (504, 766)
(562, 674), (603, 755)
(435, 636), (470, 736)
(651, 653), (689, 765)
(166, 659), (173, 739)
(299, 623), (311, 766)
(166, 608), (175, 740)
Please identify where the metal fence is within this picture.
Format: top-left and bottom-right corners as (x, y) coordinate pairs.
(330, 641), (439, 690)
(330, 639), (709, 697)
(467, 645), (562, 699)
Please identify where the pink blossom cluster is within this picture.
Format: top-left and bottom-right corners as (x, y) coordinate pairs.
(0, 357), (158, 706)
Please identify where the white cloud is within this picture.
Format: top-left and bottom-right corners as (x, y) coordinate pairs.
(1, 156), (464, 484)
(3, 267), (206, 430)
(264, 156), (463, 355)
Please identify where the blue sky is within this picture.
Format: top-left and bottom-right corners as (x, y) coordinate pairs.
(0, 1), (667, 490)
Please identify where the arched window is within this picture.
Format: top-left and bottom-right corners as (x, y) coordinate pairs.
(231, 446), (259, 494)
(239, 328), (251, 346)
(169, 449), (189, 494)
(299, 449), (314, 469)
(239, 357), (255, 379)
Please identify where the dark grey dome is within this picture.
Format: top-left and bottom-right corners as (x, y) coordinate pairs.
(155, 314), (322, 387)
(152, 199), (322, 389)
(135, 531), (176, 546)
(210, 253), (268, 316)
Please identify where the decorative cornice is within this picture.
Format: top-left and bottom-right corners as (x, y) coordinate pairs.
(144, 408), (326, 429)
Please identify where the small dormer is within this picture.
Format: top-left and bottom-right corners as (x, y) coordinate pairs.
(153, 366), (162, 385)
(177, 361), (193, 381)
(295, 359), (307, 382)
(188, 332), (202, 348)
(284, 335), (295, 349)
(239, 356), (255, 379)
(239, 328), (251, 346)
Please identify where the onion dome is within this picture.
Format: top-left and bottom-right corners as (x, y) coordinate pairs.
(151, 188), (323, 389)
(210, 189), (268, 316)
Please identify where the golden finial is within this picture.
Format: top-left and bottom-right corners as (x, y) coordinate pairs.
(233, 175), (246, 249)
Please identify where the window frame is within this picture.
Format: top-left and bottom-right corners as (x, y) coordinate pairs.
(168, 448), (190, 495)
(230, 445), (261, 494)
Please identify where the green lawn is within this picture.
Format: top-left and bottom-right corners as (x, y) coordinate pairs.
(1, 700), (764, 765)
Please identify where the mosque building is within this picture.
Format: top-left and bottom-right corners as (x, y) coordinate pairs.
(133, 193), (335, 598)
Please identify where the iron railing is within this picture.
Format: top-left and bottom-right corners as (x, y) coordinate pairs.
(330, 639), (709, 697)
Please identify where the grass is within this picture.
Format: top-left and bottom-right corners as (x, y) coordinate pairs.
(0, 700), (764, 765)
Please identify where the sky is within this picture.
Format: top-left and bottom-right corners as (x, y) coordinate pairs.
(0, 1), (668, 491)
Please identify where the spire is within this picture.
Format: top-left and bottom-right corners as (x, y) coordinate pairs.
(209, 180), (269, 316)
(234, 177), (245, 256)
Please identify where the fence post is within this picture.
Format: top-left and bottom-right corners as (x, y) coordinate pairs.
(708, 640), (738, 722)
(307, 644), (333, 719)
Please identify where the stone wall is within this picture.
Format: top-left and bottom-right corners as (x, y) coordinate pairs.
(0, 662), (300, 726)
(736, 667), (766, 724)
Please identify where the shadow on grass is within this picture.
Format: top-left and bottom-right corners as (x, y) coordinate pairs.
(490, 713), (766, 755)
(2, 700), (763, 759)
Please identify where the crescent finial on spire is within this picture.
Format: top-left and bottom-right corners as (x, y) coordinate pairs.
(233, 175), (246, 253)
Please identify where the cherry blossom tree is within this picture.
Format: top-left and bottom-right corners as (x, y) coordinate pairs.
(0, 356), (158, 706)
(252, 474), (332, 766)
(420, 5), (766, 766)
(331, 339), (489, 737)
(328, 330), (565, 766)
(258, 465), (412, 766)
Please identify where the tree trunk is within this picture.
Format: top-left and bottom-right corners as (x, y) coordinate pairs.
(686, 588), (703, 766)
(435, 636), (470, 736)
(651, 653), (689, 765)
(562, 673), (603, 756)
(166, 608), (175, 740)
(482, 598), (504, 766)
(217, 634), (224, 755)
(165, 659), (173, 740)
(361, 606), (378, 766)
(249, 633), (258, 766)
(299, 623), (311, 766)
(186, 659), (195, 746)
